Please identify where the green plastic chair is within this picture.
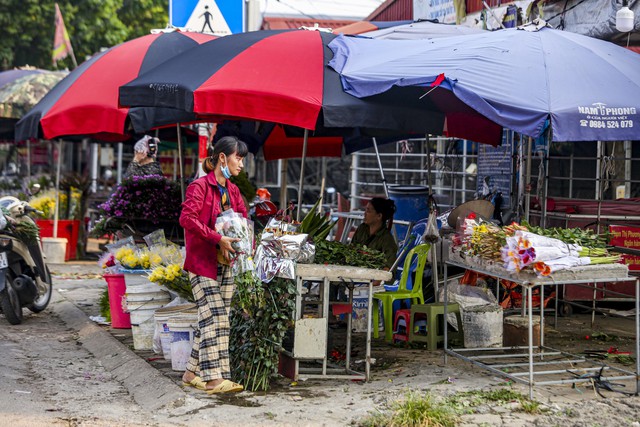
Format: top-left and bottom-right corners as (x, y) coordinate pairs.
(372, 243), (431, 342)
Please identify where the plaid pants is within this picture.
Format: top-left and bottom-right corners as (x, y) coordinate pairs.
(186, 265), (234, 381)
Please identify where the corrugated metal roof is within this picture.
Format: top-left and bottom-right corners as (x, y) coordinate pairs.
(262, 17), (356, 30)
(365, 0), (412, 21)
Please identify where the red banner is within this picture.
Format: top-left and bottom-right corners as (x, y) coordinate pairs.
(609, 225), (640, 270)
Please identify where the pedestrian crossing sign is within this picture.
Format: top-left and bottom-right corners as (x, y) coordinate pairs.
(170, 0), (245, 36)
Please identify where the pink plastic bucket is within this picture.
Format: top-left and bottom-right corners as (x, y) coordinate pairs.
(104, 274), (131, 329)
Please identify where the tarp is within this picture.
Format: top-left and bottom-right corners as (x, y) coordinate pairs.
(329, 24), (640, 142)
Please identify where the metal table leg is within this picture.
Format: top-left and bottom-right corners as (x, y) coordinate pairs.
(366, 280), (373, 381)
(528, 285), (534, 400)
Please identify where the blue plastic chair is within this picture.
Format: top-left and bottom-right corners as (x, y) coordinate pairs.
(372, 243), (431, 342)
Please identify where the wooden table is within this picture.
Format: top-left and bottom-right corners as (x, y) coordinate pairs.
(281, 263), (391, 381)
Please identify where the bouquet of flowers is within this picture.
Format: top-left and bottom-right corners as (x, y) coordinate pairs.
(91, 175), (181, 237)
(501, 230), (618, 277)
(215, 209), (254, 276)
(254, 217), (315, 282)
(148, 263), (193, 302)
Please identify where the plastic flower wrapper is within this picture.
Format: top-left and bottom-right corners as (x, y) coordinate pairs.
(501, 230), (610, 273)
(148, 263), (193, 302)
(254, 228), (314, 282)
(143, 229), (166, 248)
(215, 209), (253, 274)
(148, 242), (184, 267)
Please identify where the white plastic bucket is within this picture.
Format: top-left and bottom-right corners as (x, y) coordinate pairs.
(462, 304), (503, 348)
(125, 283), (171, 351)
(153, 304), (197, 359)
(168, 311), (199, 371)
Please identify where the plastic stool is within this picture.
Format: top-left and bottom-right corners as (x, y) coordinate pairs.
(409, 303), (463, 350)
(392, 309), (412, 342)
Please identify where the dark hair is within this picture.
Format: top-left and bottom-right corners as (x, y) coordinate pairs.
(203, 136), (248, 173)
(369, 197), (396, 230)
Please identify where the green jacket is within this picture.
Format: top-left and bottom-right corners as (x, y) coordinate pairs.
(351, 224), (398, 269)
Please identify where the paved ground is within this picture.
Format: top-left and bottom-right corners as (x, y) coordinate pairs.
(1, 259), (638, 426)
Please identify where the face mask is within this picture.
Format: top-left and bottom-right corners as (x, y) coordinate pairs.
(221, 164), (232, 179)
(221, 155), (232, 179)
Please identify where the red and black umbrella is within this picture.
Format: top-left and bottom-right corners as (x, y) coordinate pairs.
(214, 119), (407, 160)
(15, 31), (215, 142)
(118, 29), (444, 137)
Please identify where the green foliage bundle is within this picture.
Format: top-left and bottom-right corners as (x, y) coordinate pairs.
(315, 240), (387, 270)
(99, 287), (111, 322)
(230, 273), (296, 391)
(522, 220), (608, 248)
(298, 198), (335, 241)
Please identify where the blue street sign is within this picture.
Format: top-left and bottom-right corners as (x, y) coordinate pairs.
(170, 0), (245, 35)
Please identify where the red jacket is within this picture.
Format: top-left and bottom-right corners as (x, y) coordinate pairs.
(180, 172), (247, 280)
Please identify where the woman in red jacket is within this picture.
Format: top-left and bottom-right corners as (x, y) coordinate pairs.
(179, 136), (248, 394)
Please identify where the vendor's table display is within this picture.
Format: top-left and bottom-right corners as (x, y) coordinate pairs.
(443, 218), (639, 398)
(283, 263), (391, 381)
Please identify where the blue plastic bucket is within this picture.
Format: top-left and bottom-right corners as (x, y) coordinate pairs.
(388, 185), (430, 238)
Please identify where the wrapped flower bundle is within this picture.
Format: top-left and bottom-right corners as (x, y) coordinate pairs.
(215, 209), (255, 276)
(501, 230), (618, 276)
(148, 263), (193, 302)
(453, 216), (619, 277)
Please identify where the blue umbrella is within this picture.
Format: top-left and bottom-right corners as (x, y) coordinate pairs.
(329, 22), (640, 142)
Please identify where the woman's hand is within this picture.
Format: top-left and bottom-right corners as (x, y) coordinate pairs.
(219, 235), (240, 262)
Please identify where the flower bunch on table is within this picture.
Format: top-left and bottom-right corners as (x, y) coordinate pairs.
(501, 230), (618, 276)
(458, 215), (528, 262)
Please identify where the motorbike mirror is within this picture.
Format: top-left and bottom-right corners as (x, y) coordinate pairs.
(30, 184), (41, 196)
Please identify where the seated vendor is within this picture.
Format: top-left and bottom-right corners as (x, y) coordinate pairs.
(350, 197), (398, 271)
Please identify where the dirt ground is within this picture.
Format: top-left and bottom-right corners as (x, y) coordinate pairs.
(21, 265), (639, 426)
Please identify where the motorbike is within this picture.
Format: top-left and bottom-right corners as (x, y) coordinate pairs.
(0, 187), (53, 325)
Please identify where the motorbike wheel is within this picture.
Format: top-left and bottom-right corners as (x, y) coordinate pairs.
(27, 266), (52, 313)
(0, 283), (24, 325)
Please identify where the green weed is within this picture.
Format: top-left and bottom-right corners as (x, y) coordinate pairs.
(358, 392), (458, 427)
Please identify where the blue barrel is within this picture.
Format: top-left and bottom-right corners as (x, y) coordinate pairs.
(388, 185), (430, 239)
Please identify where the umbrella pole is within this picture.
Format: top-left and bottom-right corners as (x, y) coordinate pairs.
(26, 140), (31, 179)
(524, 137), (533, 222)
(425, 134), (434, 197)
(540, 132), (551, 229)
(516, 134), (525, 223)
(296, 129), (309, 222)
(176, 124), (185, 202)
(319, 157), (327, 212)
(53, 140), (64, 239)
(372, 137), (389, 198)
(424, 134), (440, 300)
(279, 159), (288, 211)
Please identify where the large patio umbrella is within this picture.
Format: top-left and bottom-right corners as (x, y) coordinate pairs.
(0, 69), (67, 139)
(357, 19), (485, 39)
(118, 29), (446, 138)
(119, 29), (466, 217)
(328, 21), (640, 142)
(15, 30), (215, 143)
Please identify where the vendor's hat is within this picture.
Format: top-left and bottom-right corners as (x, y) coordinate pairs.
(447, 200), (495, 228)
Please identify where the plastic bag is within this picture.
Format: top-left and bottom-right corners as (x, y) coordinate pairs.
(214, 210), (254, 274)
(422, 212), (440, 243)
(144, 229), (166, 248)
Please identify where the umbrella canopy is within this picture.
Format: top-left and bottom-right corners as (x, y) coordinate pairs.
(329, 22), (640, 142)
(0, 69), (67, 138)
(360, 19), (485, 40)
(119, 29), (444, 137)
(15, 30), (215, 143)
(214, 119), (407, 160)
